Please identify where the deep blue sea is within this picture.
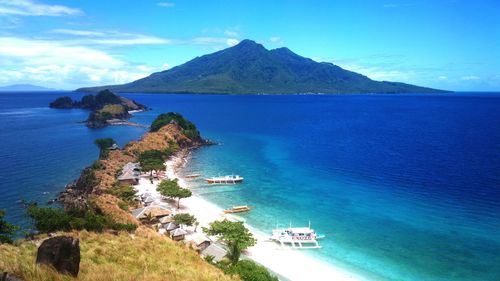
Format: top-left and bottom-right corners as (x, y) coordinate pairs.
(0, 92), (499, 281)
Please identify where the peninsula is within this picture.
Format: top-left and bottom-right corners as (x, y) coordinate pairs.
(77, 39), (446, 94)
(49, 89), (148, 128)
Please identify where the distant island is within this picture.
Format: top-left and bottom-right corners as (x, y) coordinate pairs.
(49, 89), (148, 128)
(77, 39), (447, 94)
(0, 84), (58, 92)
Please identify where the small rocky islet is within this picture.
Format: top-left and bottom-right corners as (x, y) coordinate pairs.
(49, 89), (148, 128)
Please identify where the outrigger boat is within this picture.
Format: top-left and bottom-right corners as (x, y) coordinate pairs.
(184, 173), (201, 179)
(269, 222), (324, 249)
(206, 175), (244, 184)
(223, 205), (252, 214)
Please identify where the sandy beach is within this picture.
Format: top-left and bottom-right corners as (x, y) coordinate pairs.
(134, 152), (367, 281)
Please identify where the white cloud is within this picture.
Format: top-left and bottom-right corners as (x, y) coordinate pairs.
(438, 76), (448, 80)
(0, 37), (161, 89)
(0, 0), (82, 16)
(226, 38), (239, 47)
(157, 2), (174, 7)
(269, 36), (282, 43)
(460, 75), (480, 80)
(89, 35), (172, 46)
(335, 62), (413, 81)
(0, 37), (123, 66)
(50, 29), (106, 37)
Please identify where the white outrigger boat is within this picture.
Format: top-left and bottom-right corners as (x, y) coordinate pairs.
(270, 223), (325, 249)
(206, 175), (244, 184)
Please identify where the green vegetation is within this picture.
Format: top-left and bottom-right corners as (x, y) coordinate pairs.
(156, 179), (192, 209)
(165, 139), (180, 158)
(26, 206), (137, 233)
(139, 150), (166, 181)
(91, 160), (104, 170)
(173, 213), (197, 228)
(203, 220), (256, 265)
(78, 40), (446, 94)
(92, 89), (122, 109)
(108, 184), (137, 203)
(49, 96), (74, 108)
(87, 104), (128, 126)
(49, 89), (147, 128)
(223, 260), (278, 281)
(94, 138), (115, 159)
(0, 209), (18, 244)
(150, 112), (200, 140)
(98, 104), (126, 115)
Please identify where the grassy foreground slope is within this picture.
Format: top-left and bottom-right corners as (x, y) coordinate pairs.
(0, 229), (239, 281)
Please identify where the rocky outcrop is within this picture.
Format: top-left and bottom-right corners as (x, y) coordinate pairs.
(36, 236), (80, 277)
(1, 272), (23, 281)
(58, 167), (99, 211)
(49, 89), (148, 128)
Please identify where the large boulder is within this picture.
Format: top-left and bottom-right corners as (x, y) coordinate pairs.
(36, 236), (80, 277)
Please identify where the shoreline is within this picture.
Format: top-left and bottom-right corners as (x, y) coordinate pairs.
(142, 149), (369, 281)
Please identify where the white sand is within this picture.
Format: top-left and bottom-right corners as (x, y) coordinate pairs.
(134, 153), (368, 281)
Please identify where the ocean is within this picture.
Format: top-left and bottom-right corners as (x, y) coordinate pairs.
(0, 92), (499, 281)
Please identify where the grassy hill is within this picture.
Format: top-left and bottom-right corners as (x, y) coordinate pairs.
(0, 229), (239, 281)
(78, 39), (447, 94)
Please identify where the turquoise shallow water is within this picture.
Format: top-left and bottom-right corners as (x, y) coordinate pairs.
(1, 92), (499, 281)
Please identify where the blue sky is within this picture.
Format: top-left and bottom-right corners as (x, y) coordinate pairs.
(0, 0), (499, 91)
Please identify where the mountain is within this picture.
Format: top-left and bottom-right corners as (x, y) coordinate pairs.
(0, 84), (57, 92)
(77, 39), (446, 94)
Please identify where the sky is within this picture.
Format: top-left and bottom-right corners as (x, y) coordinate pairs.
(0, 0), (499, 91)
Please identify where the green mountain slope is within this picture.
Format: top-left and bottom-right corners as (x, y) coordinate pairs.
(77, 39), (446, 94)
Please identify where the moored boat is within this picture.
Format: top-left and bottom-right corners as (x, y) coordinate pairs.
(223, 205), (252, 214)
(206, 175), (244, 184)
(269, 224), (324, 249)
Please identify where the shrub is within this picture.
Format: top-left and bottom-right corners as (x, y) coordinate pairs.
(224, 260), (278, 281)
(0, 209), (18, 244)
(91, 160), (104, 170)
(27, 206), (136, 233)
(26, 206), (72, 233)
(109, 184), (137, 203)
(117, 200), (129, 211)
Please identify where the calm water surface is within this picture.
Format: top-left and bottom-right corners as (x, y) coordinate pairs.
(0, 92), (498, 281)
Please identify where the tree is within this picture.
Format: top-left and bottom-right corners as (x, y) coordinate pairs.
(0, 209), (18, 244)
(173, 213), (196, 229)
(94, 138), (115, 159)
(139, 150), (166, 182)
(203, 220), (256, 265)
(156, 179), (192, 209)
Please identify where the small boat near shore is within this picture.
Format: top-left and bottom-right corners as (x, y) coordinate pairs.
(185, 173), (201, 179)
(223, 205), (252, 214)
(206, 175), (244, 184)
(269, 224), (324, 249)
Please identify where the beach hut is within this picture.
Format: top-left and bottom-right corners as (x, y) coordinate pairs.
(109, 143), (119, 150)
(201, 243), (227, 262)
(170, 228), (187, 241)
(117, 162), (141, 185)
(143, 196), (156, 206)
(159, 215), (174, 225)
(165, 222), (179, 233)
(131, 205), (172, 220)
(190, 233), (212, 251)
